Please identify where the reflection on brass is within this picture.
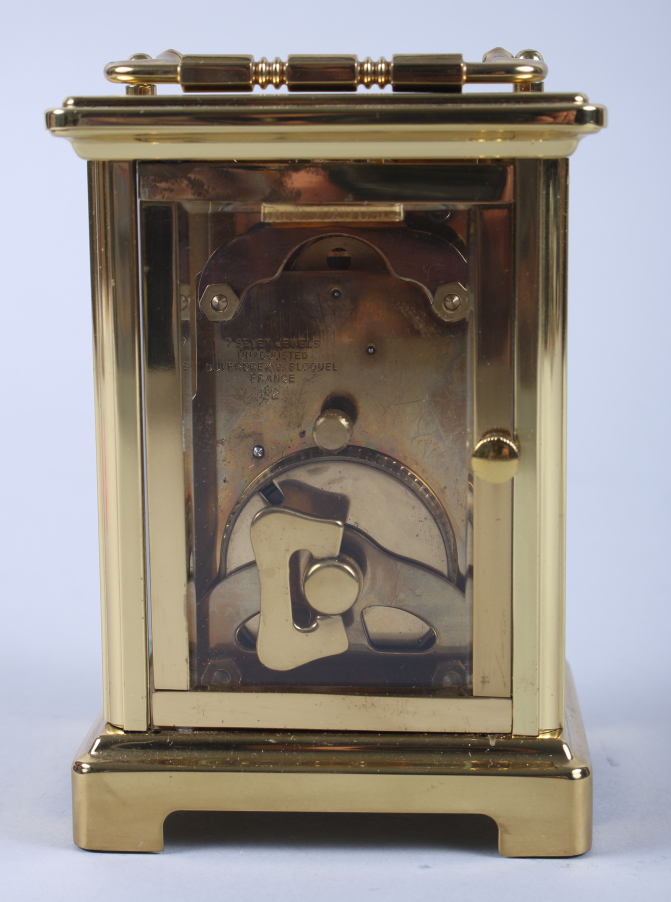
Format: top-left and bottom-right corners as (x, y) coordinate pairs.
(483, 47), (545, 94)
(262, 204), (403, 224)
(250, 507), (349, 671)
(199, 283), (240, 322)
(89, 162), (149, 728)
(472, 433), (520, 484)
(470, 206), (515, 699)
(73, 670), (590, 856)
(103, 51), (547, 93)
(312, 409), (353, 453)
(285, 55), (360, 92)
(125, 54), (157, 96)
(47, 95), (605, 162)
(515, 50), (545, 93)
(304, 556), (361, 615)
(512, 161), (568, 735)
(432, 281), (469, 322)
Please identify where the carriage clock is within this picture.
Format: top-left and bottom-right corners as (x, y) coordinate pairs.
(46, 48), (605, 856)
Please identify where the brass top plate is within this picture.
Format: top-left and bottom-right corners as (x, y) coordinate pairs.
(46, 93), (605, 161)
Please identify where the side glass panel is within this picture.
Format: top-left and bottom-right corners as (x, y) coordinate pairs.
(140, 161), (513, 697)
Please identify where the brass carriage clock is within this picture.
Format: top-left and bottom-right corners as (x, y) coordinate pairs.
(47, 48), (605, 856)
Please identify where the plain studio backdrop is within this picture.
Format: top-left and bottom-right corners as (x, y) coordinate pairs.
(0, 0), (669, 898)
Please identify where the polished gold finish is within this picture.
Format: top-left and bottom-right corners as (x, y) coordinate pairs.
(73, 671), (589, 856)
(359, 57), (392, 88)
(512, 160), (568, 735)
(312, 409), (354, 453)
(141, 196), (190, 690)
(391, 54), (462, 91)
(47, 93), (604, 161)
(483, 48), (545, 94)
(89, 162), (149, 728)
(103, 51), (547, 93)
(285, 55), (359, 92)
(125, 54), (157, 95)
(472, 433), (521, 484)
(254, 57), (286, 89)
(515, 50), (545, 93)
(180, 55), (258, 92)
(470, 204), (515, 699)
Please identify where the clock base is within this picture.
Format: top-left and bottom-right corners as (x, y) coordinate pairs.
(72, 673), (591, 857)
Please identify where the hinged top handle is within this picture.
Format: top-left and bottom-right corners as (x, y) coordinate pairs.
(105, 48), (546, 95)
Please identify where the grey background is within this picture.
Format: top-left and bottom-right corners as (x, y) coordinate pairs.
(1, 0), (669, 897)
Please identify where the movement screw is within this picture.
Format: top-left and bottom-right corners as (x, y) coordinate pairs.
(443, 294), (462, 312)
(211, 294), (228, 312)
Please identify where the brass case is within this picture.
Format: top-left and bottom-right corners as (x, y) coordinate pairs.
(47, 82), (605, 856)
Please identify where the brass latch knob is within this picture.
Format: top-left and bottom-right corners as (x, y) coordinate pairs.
(471, 432), (520, 484)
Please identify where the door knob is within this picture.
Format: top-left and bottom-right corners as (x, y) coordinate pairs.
(471, 432), (520, 484)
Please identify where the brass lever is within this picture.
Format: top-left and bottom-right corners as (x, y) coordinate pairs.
(250, 507), (359, 671)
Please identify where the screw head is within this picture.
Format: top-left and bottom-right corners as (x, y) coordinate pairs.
(211, 294), (228, 312)
(331, 289), (341, 299)
(366, 345), (376, 355)
(252, 445), (265, 460)
(443, 294), (462, 312)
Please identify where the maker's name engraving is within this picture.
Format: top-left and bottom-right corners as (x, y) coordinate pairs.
(201, 334), (339, 400)
(225, 336), (321, 352)
(201, 360), (339, 378)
